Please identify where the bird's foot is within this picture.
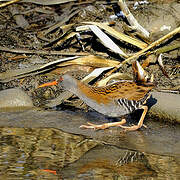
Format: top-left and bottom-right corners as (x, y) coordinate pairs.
(80, 119), (127, 130)
(80, 122), (109, 130)
(118, 125), (140, 131)
(118, 124), (147, 131)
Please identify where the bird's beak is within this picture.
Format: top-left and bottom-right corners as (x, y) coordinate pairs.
(38, 80), (58, 88)
(38, 76), (64, 88)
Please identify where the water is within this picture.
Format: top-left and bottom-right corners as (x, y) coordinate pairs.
(0, 127), (179, 179)
(0, 109), (179, 179)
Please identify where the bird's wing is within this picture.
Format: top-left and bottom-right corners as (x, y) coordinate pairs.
(94, 82), (154, 101)
(78, 81), (154, 104)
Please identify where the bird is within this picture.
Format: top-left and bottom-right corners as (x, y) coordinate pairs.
(55, 61), (155, 131)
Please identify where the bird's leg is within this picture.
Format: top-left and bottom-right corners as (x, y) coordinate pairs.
(118, 105), (148, 131)
(80, 118), (126, 130)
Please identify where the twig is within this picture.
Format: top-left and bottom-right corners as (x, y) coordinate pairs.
(106, 26), (180, 76)
(118, 0), (150, 38)
(0, 46), (89, 56)
(0, 0), (21, 8)
(40, 8), (80, 36)
(154, 43), (180, 55)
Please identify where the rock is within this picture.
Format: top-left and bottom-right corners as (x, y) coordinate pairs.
(0, 88), (33, 109)
(148, 92), (180, 123)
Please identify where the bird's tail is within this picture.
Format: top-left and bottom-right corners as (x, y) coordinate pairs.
(132, 61), (154, 85)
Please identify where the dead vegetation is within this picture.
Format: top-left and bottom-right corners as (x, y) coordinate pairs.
(0, 0), (179, 108)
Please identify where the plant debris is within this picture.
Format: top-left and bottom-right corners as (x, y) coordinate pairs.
(0, 0), (179, 108)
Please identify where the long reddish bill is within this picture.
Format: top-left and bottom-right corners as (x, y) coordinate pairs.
(38, 80), (58, 88)
(41, 169), (57, 175)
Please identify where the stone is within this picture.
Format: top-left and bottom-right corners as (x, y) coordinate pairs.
(0, 88), (33, 108)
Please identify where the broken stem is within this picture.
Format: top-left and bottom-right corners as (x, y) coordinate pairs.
(106, 26), (180, 76)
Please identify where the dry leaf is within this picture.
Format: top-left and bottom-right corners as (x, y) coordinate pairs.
(57, 55), (120, 68)
(88, 25), (128, 58)
(82, 22), (147, 49)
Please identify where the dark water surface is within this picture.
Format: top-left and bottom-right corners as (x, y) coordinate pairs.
(0, 109), (179, 179)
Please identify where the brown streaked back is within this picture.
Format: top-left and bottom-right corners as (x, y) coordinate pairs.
(78, 80), (154, 103)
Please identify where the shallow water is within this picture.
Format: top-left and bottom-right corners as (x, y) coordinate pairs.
(0, 109), (179, 179)
(0, 127), (179, 179)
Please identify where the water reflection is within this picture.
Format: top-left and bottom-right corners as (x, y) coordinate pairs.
(0, 127), (179, 179)
(0, 127), (97, 179)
